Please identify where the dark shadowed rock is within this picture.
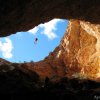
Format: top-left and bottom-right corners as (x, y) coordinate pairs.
(0, 0), (100, 37)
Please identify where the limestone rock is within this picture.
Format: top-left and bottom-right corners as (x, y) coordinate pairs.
(60, 20), (100, 80)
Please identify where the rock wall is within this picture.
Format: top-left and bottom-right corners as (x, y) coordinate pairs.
(60, 20), (100, 80)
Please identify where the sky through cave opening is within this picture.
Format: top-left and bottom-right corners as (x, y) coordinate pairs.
(0, 19), (68, 63)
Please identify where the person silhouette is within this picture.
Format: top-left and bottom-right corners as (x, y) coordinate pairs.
(34, 38), (38, 44)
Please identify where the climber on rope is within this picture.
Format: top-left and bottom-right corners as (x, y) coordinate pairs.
(34, 38), (38, 44)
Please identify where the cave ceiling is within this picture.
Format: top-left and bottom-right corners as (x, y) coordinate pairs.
(0, 0), (100, 37)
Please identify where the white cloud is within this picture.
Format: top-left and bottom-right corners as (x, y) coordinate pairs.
(16, 32), (22, 36)
(28, 19), (64, 39)
(39, 19), (63, 39)
(28, 26), (39, 35)
(15, 32), (23, 40)
(0, 38), (13, 59)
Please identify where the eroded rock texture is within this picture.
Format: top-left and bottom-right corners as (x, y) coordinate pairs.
(60, 20), (100, 80)
(0, 0), (100, 36)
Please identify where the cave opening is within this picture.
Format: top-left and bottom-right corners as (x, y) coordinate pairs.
(0, 19), (68, 63)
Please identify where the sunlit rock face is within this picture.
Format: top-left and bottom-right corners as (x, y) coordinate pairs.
(60, 20), (100, 80)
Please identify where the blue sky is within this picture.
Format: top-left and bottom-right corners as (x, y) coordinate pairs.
(0, 19), (68, 63)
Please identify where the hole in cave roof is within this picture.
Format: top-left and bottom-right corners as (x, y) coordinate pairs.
(0, 19), (68, 63)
